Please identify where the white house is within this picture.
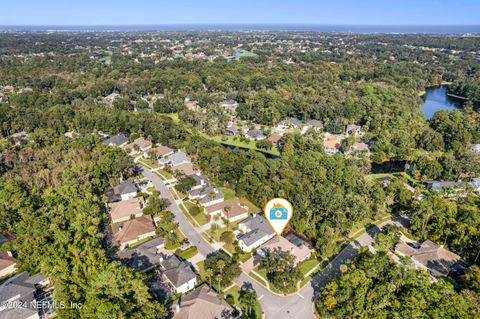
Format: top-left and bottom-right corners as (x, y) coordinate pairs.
(237, 214), (275, 252)
(160, 255), (197, 294)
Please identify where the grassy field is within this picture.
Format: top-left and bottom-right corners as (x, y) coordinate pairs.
(205, 134), (280, 156)
(157, 168), (173, 180)
(128, 236), (153, 248)
(185, 201), (210, 226)
(298, 258), (320, 277)
(240, 198), (261, 213)
(254, 267), (298, 294)
(219, 186), (236, 200)
(224, 285), (263, 319)
(177, 246), (198, 260)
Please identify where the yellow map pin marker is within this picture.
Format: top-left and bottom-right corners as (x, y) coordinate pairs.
(264, 198), (294, 236)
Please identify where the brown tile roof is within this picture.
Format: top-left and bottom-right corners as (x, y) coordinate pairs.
(108, 197), (144, 223)
(156, 145), (174, 157)
(323, 138), (341, 148)
(173, 163), (195, 176)
(267, 134), (282, 143)
(0, 251), (16, 270)
(205, 198), (248, 219)
(111, 216), (156, 246)
(172, 284), (233, 319)
(259, 236), (313, 265)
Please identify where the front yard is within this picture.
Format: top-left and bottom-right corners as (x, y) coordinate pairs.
(225, 285), (263, 319)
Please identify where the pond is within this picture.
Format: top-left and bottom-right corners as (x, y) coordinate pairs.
(421, 86), (461, 120)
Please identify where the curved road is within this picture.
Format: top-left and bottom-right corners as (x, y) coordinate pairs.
(141, 165), (410, 319)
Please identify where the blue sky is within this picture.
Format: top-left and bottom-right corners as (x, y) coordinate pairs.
(3, 0), (480, 25)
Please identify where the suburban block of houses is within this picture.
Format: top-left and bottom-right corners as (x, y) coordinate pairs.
(237, 214), (275, 252)
(0, 271), (51, 319)
(159, 255), (197, 294)
(170, 284), (234, 319)
(205, 197), (249, 222)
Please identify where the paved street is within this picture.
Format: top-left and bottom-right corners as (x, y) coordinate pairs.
(140, 167), (216, 258)
(141, 164), (410, 319)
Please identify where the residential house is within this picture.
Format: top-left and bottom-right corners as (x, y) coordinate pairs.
(104, 92), (120, 102)
(237, 214), (275, 252)
(349, 142), (370, 154)
(267, 134), (282, 147)
(102, 133), (128, 147)
(189, 184), (215, 200)
(173, 162), (196, 176)
(10, 131), (29, 145)
(257, 235), (313, 265)
(126, 137), (152, 153)
(288, 117), (302, 128)
(110, 216), (157, 250)
(0, 271), (50, 319)
(470, 144), (480, 153)
(155, 145), (175, 159)
(224, 126), (239, 136)
(322, 134), (345, 154)
(160, 151), (190, 167)
(184, 100), (198, 111)
(301, 119), (323, 135)
(395, 238), (469, 278)
(245, 129), (265, 141)
(346, 124), (363, 136)
(189, 175), (209, 191)
(107, 180), (138, 202)
(470, 178), (480, 192)
(0, 251), (16, 278)
(199, 189), (224, 207)
(170, 284), (234, 319)
(220, 100), (238, 113)
(117, 237), (165, 272)
(205, 198), (249, 222)
(160, 255), (197, 294)
(108, 197), (145, 223)
(425, 181), (464, 192)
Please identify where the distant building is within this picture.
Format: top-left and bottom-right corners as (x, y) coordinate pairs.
(395, 238), (469, 278)
(184, 100), (198, 111)
(102, 133), (128, 147)
(160, 255), (197, 294)
(155, 145), (175, 159)
(237, 214), (275, 252)
(220, 100), (238, 113)
(470, 144), (480, 153)
(170, 284), (234, 319)
(470, 178), (480, 192)
(267, 134), (282, 147)
(159, 151), (190, 167)
(425, 181), (464, 192)
(126, 137), (152, 153)
(346, 124), (363, 136)
(245, 129), (265, 141)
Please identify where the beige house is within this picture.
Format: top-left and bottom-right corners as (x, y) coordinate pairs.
(108, 197), (145, 223)
(257, 235), (313, 265)
(0, 251), (16, 278)
(110, 216), (156, 250)
(126, 137), (152, 153)
(395, 236), (467, 278)
(171, 284), (234, 319)
(205, 197), (249, 222)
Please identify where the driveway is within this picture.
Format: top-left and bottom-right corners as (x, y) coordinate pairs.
(140, 167), (216, 258)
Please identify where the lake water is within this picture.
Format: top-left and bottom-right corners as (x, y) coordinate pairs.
(421, 86), (460, 120)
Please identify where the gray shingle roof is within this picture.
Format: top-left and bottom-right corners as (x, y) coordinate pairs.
(0, 271), (46, 310)
(305, 119), (323, 127)
(238, 215), (275, 247)
(103, 134), (128, 146)
(113, 180), (137, 195)
(117, 237), (164, 272)
(246, 129), (265, 139)
(199, 190), (224, 205)
(160, 255), (196, 288)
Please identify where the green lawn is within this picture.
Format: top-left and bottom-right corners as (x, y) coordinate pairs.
(128, 236), (153, 248)
(185, 201), (210, 226)
(177, 246), (198, 260)
(204, 134), (280, 156)
(239, 198), (261, 213)
(219, 187), (236, 200)
(298, 258), (320, 277)
(248, 271), (269, 287)
(253, 267), (297, 294)
(224, 285), (263, 319)
(138, 158), (159, 169)
(158, 168), (173, 180)
(203, 225), (224, 242)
